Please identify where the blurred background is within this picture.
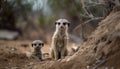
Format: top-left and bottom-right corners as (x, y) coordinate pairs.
(0, 0), (117, 44)
(1, 0), (120, 68)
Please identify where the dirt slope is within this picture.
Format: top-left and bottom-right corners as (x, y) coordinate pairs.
(38, 6), (120, 69)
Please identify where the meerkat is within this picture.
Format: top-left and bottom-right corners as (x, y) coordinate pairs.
(50, 19), (70, 60)
(30, 40), (44, 61)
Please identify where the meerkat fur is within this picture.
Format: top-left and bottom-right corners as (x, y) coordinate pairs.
(30, 40), (44, 61)
(50, 19), (70, 60)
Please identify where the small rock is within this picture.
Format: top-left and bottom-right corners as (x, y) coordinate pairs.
(29, 62), (34, 65)
(86, 65), (90, 69)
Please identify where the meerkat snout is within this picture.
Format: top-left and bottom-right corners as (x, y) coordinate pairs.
(60, 26), (64, 28)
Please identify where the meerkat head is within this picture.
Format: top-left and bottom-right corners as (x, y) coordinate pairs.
(55, 19), (70, 32)
(32, 40), (44, 49)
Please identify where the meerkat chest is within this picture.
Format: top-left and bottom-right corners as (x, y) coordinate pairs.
(32, 49), (42, 56)
(57, 35), (66, 47)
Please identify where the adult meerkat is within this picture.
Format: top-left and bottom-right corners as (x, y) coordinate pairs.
(30, 40), (44, 61)
(50, 19), (70, 60)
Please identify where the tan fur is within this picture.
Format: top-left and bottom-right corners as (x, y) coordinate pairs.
(30, 40), (44, 61)
(50, 19), (70, 60)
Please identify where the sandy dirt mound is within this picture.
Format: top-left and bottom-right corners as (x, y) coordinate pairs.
(0, 40), (74, 69)
(0, 40), (51, 69)
(35, 6), (120, 69)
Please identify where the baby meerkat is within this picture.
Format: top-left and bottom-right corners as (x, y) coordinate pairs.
(31, 40), (44, 61)
(50, 19), (70, 60)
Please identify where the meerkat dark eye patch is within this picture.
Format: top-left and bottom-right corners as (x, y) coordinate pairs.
(32, 44), (36, 47)
(38, 43), (44, 46)
(57, 22), (60, 25)
(34, 44), (37, 46)
(38, 43), (41, 46)
(55, 22), (60, 25)
(63, 22), (66, 25)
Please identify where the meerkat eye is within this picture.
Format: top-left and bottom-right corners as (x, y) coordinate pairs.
(34, 44), (37, 46)
(57, 22), (60, 25)
(63, 22), (66, 25)
(32, 44), (36, 47)
(38, 43), (41, 46)
(38, 43), (44, 46)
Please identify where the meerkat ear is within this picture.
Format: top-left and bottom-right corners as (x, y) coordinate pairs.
(68, 23), (70, 27)
(55, 22), (57, 25)
(32, 44), (33, 47)
(42, 43), (44, 47)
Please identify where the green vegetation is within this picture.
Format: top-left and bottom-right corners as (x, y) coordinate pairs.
(0, 0), (34, 30)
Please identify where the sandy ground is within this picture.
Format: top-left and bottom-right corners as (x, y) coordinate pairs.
(0, 40), (75, 69)
(0, 40), (49, 69)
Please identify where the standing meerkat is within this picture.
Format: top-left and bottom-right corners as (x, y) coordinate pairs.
(50, 19), (70, 60)
(30, 40), (44, 61)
